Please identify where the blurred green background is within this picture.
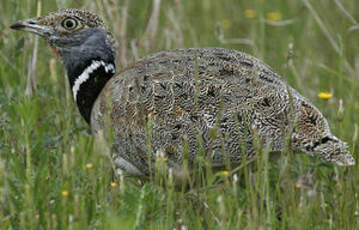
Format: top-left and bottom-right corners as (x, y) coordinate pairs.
(1, 0), (359, 229)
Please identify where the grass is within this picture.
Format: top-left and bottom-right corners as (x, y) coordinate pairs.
(1, 0), (359, 229)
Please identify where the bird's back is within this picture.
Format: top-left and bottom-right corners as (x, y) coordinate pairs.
(91, 48), (295, 175)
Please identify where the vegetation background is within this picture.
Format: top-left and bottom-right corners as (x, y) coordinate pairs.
(1, 0), (359, 229)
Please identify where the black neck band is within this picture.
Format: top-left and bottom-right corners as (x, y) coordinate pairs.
(67, 59), (115, 124)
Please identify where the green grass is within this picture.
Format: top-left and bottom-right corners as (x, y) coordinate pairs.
(1, 0), (359, 229)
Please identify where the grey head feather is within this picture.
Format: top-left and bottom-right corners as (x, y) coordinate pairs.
(57, 28), (116, 81)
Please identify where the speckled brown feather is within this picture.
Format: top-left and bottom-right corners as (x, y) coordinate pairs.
(91, 48), (354, 176)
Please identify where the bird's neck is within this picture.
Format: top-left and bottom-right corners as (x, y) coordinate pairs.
(57, 29), (116, 124)
(66, 59), (115, 124)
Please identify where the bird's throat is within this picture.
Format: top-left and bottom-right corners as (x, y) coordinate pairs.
(50, 45), (62, 57)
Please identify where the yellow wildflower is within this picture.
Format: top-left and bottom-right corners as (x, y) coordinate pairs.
(156, 157), (168, 163)
(220, 19), (231, 30)
(61, 190), (69, 197)
(147, 112), (152, 119)
(266, 12), (282, 22)
(110, 182), (117, 188)
(85, 163), (93, 169)
(244, 9), (256, 19)
(222, 171), (229, 176)
(318, 92), (333, 100)
(35, 214), (40, 220)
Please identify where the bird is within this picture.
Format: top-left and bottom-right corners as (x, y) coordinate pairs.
(10, 9), (355, 179)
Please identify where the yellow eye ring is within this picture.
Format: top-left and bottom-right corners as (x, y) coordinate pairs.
(61, 17), (78, 30)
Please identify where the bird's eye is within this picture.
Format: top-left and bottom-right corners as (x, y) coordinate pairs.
(61, 18), (78, 30)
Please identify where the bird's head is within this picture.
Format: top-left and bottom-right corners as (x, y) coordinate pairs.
(10, 8), (116, 72)
(292, 99), (355, 166)
(11, 9), (117, 123)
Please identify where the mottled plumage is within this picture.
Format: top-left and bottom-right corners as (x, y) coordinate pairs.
(11, 9), (355, 178)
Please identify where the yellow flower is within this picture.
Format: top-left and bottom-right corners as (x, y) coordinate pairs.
(147, 112), (152, 120)
(318, 92), (333, 100)
(85, 163), (93, 169)
(61, 190), (69, 197)
(35, 214), (40, 220)
(222, 171), (229, 176)
(266, 12), (282, 22)
(110, 182), (117, 188)
(220, 19), (231, 30)
(244, 9), (256, 19)
(156, 157), (168, 163)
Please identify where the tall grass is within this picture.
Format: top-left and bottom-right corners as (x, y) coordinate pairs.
(1, 0), (359, 229)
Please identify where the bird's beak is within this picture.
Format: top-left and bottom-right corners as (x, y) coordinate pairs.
(10, 18), (52, 38)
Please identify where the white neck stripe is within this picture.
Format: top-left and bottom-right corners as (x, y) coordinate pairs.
(72, 60), (115, 101)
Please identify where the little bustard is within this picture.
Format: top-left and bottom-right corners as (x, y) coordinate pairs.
(11, 9), (355, 178)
